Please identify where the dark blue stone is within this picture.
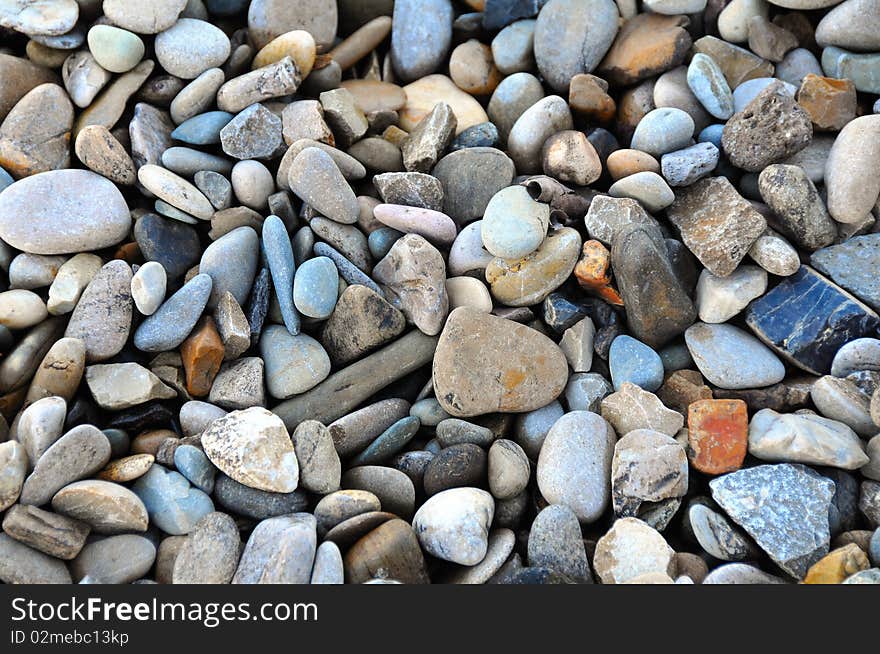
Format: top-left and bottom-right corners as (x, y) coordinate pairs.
(810, 233), (880, 311)
(133, 213), (201, 279)
(450, 122), (500, 151)
(745, 266), (880, 375)
(542, 292), (618, 333)
(483, 0), (547, 30)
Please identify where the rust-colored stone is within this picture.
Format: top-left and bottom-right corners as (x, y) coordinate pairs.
(606, 149), (661, 181)
(180, 317), (224, 397)
(657, 369), (713, 414)
(597, 14), (692, 87)
(797, 74), (857, 132)
(803, 543), (870, 584)
(574, 240), (623, 306)
(569, 74), (616, 123)
(113, 242), (144, 265)
(686, 398), (748, 475)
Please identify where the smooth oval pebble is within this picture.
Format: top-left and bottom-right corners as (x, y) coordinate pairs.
(155, 18), (231, 80)
(412, 487), (494, 565)
(132, 464), (215, 535)
(71, 534), (156, 584)
(685, 322), (786, 389)
(481, 186), (549, 260)
(52, 480), (149, 534)
(373, 204), (458, 247)
(630, 107), (695, 156)
(87, 25), (145, 74)
(293, 256), (339, 319)
(0, 170), (131, 255)
(260, 325), (331, 398)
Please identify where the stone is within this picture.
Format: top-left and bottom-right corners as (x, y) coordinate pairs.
(200, 226), (259, 308)
(481, 185), (549, 260)
(601, 382), (684, 437)
(536, 411), (615, 523)
(0, 83), (72, 178)
(748, 228), (800, 276)
(528, 504), (592, 583)
(213, 473), (307, 520)
(685, 322), (785, 390)
(423, 444), (487, 496)
(593, 517), (676, 584)
(689, 502), (757, 561)
(722, 81), (813, 172)
(0, 289), (46, 329)
(342, 466), (414, 518)
(432, 148), (514, 227)
(0, 533), (71, 584)
(506, 95), (573, 174)
(87, 25), (144, 74)
(389, 0), (452, 82)
(310, 541), (343, 584)
(832, 338), (880, 378)
(824, 116), (880, 225)
(343, 518), (429, 584)
(412, 487), (494, 565)
(290, 420), (340, 494)
(348, 417), (420, 467)
(596, 13), (691, 87)
(0, 440), (27, 511)
(51, 480), (149, 534)
(696, 266), (767, 324)
(757, 164), (836, 251)
(711, 463), (836, 578)
(433, 308), (567, 417)
(811, 375), (876, 436)
(542, 131), (601, 187)
(811, 235), (880, 312)
(217, 57), (301, 115)
(748, 408), (869, 469)
(98, 454), (155, 483)
(558, 318), (595, 374)
(103, 0), (187, 34)
(134, 213), (200, 279)
(373, 234), (448, 336)
(611, 429), (688, 529)
(133, 463), (215, 534)
(797, 74), (857, 132)
(233, 513), (317, 584)
(288, 147), (358, 225)
(611, 223), (696, 348)
(487, 439), (530, 500)
(133, 273), (212, 352)
(315, 490), (382, 534)
(0, 169), (129, 255)
(154, 18), (230, 79)
(693, 36), (775, 89)
(373, 205), (457, 248)
(220, 104), (282, 160)
(130, 261), (167, 316)
(748, 16), (798, 62)
(137, 164), (213, 220)
(172, 512), (241, 584)
(201, 406), (298, 493)
(702, 562), (787, 584)
(487, 73), (544, 143)
(608, 172), (674, 213)
(687, 53), (734, 120)
(803, 543), (871, 584)
(491, 19), (536, 75)
(815, 0), (880, 52)
(532, 0), (618, 92)
(823, 46), (880, 94)
(668, 177), (766, 277)
(1, 504), (89, 560)
(85, 363), (175, 410)
(609, 335), (664, 392)
(660, 142), (719, 187)
(320, 285), (405, 366)
(583, 196), (655, 247)
(687, 399), (749, 474)
(630, 107), (694, 157)
(485, 227), (581, 307)
(746, 266), (880, 375)
(23, 337), (84, 405)
(445, 277), (492, 313)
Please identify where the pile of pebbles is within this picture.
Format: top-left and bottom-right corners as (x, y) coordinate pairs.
(0, 0), (879, 586)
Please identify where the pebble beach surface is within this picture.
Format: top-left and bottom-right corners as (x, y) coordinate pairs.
(0, 0), (878, 586)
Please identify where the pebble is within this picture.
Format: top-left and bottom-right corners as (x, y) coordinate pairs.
(688, 399), (749, 474)
(667, 176), (767, 277)
(486, 227), (581, 307)
(85, 363), (175, 410)
(373, 205), (457, 248)
(343, 517), (428, 584)
(221, 104), (282, 161)
(200, 226), (259, 308)
(288, 147), (358, 224)
(87, 25), (144, 74)
(609, 335), (664, 392)
(685, 322), (785, 390)
(601, 382), (685, 437)
(491, 19), (535, 75)
(661, 142), (719, 187)
(722, 81), (813, 172)
(74, 124), (137, 185)
(137, 164), (214, 221)
(0, 440), (27, 511)
(0, 82), (72, 178)
(134, 213), (200, 280)
(342, 466), (413, 518)
(481, 185), (549, 260)
(507, 95), (573, 173)
(687, 53), (735, 119)
(811, 375), (876, 436)
(213, 473), (307, 520)
(527, 504), (592, 583)
(598, 13), (691, 87)
(611, 429), (689, 529)
(710, 463), (835, 578)
(695, 265), (768, 323)
(533, 0), (618, 92)
(593, 517), (676, 584)
(831, 339), (880, 378)
(310, 541), (343, 584)
(233, 513), (317, 584)
(133, 273), (212, 352)
(630, 107), (695, 157)
(537, 411), (615, 523)
(746, 266), (880, 375)
(70, 534), (155, 583)
(155, 18), (230, 80)
(822, 47), (880, 94)
(412, 487), (494, 565)
(811, 235), (880, 313)
(1, 504), (89, 560)
(130, 262), (167, 316)
(749, 408), (869, 469)
(0, 170), (130, 255)
(103, 0), (187, 34)
(254, 29), (316, 74)
(0, 533), (72, 584)
(688, 502), (757, 561)
(608, 172), (675, 213)
(216, 57), (301, 115)
(52, 480), (149, 534)
(292, 256), (339, 320)
(824, 115), (880, 225)
(423, 444), (487, 496)
(758, 163), (836, 250)
(131, 463), (214, 535)
(373, 234), (448, 336)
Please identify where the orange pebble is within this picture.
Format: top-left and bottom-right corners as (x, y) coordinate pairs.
(687, 399), (748, 475)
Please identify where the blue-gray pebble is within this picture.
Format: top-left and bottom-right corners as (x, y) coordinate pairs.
(349, 416), (421, 466)
(450, 122), (500, 151)
(293, 256), (339, 319)
(171, 111), (234, 145)
(131, 465), (214, 535)
(133, 273), (212, 352)
(200, 225), (259, 308)
(609, 334), (665, 392)
(314, 242), (384, 297)
(262, 215), (300, 334)
(174, 444), (217, 494)
(368, 227), (404, 260)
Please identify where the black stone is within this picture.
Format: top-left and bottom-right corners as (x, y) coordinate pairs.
(810, 234), (880, 311)
(133, 213), (201, 279)
(818, 468), (859, 535)
(0, 324), (13, 354)
(501, 567), (571, 584)
(246, 267), (270, 346)
(745, 266), (880, 375)
(64, 396), (100, 430)
(586, 127), (620, 166)
(666, 238), (699, 297)
(213, 473), (310, 520)
(107, 402), (177, 432)
(483, 0), (547, 31)
(422, 444), (487, 496)
(449, 122), (500, 151)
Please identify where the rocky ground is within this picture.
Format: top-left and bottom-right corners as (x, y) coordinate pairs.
(0, 0), (878, 585)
